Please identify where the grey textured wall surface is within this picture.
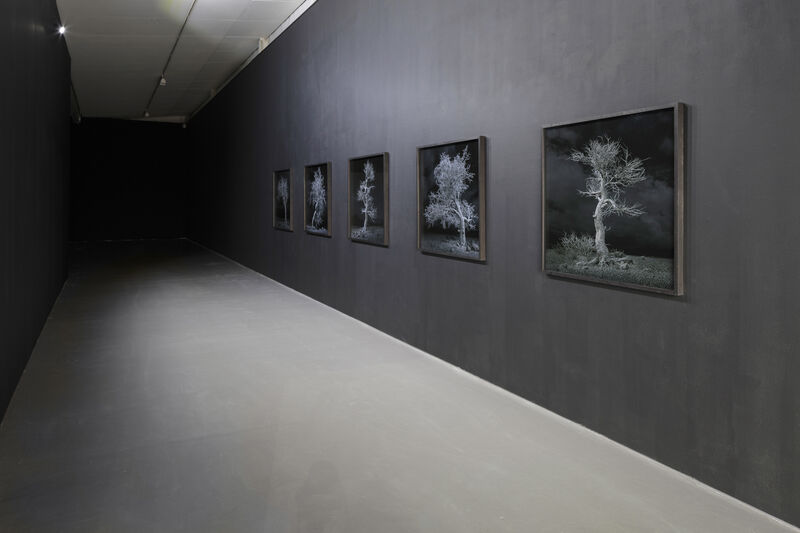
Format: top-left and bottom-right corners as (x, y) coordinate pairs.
(187, 0), (800, 525)
(0, 0), (71, 419)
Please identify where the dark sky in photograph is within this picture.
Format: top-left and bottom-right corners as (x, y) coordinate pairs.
(349, 155), (385, 227)
(545, 108), (675, 258)
(419, 139), (481, 237)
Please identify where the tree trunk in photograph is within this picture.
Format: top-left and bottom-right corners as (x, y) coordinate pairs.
(362, 212), (368, 232)
(593, 200), (609, 261)
(283, 199), (287, 224)
(456, 203), (466, 249)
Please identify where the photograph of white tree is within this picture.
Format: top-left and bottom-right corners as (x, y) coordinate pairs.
(273, 169), (292, 231)
(304, 162), (332, 237)
(418, 137), (486, 261)
(543, 104), (685, 294)
(348, 153), (388, 246)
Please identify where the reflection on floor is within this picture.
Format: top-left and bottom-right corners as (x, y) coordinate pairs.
(0, 239), (795, 532)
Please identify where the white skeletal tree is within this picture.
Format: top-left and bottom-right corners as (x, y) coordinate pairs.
(569, 136), (647, 265)
(277, 176), (289, 225)
(309, 167), (327, 229)
(424, 147), (477, 250)
(356, 160), (377, 234)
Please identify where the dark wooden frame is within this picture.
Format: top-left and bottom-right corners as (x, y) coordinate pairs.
(303, 162), (332, 237)
(348, 152), (389, 247)
(541, 103), (686, 295)
(272, 168), (293, 232)
(416, 136), (487, 262)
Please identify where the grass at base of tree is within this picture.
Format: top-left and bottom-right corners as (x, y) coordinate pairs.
(545, 249), (673, 290)
(275, 220), (290, 230)
(350, 226), (384, 243)
(421, 233), (480, 259)
(306, 225), (329, 235)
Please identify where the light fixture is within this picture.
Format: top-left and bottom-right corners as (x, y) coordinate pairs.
(143, 111), (150, 118)
(58, 26), (66, 35)
(159, 76), (167, 87)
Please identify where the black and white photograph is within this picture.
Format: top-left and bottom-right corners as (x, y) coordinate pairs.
(273, 169), (292, 231)
(417, 137), (486, 261)
(348, 153), (388, 246)
(304, 162), (332, 237)
(543, 104), (685, 294)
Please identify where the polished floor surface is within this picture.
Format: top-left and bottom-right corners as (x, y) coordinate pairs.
(0, 240), (796, 532)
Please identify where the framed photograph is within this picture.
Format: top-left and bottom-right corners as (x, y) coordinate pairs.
(348, 153), (389, 246)
(273, 169), (293, 231)
(417, 136), (486, 261)
(542, 103), (686, 295)
(304, 162), (332, 237)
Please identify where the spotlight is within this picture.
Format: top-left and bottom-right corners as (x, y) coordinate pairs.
(159, 76), (167, 87)
(58, 26), (66, 35)
(143, 111), (150, 118)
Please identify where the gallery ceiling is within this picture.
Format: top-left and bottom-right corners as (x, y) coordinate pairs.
(57, 0), (313, 122)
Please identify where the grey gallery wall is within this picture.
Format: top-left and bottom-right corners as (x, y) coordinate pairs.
(186, 0), (800, 525)
(0, 0), (71, 419)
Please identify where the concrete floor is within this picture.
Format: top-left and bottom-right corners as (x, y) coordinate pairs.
(0, 240), (796, 533)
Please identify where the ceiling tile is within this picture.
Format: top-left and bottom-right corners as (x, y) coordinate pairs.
(67, 34), (175, 72)
(149, 85), (191, 116)
(63, 16), (183, 37)
(167, 89), (212, 116)
(190, 61), (239, 86)
(166, 34), (227, 75)
(239, 1), (298, 22)
(57, 0), (308, 119)
(226, 18), (283, 38)
(183, 17), (236, 39)
(207, 36), (259, 62)
(190, 0), (253, 21)
(59, 0), (193, 23)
